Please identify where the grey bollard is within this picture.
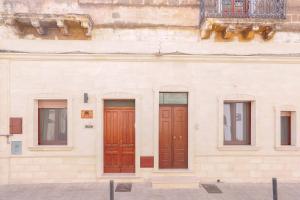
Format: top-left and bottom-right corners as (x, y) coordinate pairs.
(110, 180), (114, 200)
(272, 178), (278, 200)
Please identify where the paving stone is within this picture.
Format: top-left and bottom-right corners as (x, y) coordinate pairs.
(0, 182), (300, 200)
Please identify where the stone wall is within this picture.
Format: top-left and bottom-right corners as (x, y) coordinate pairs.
(0, 0), (299, 29)
(0, 53), (299, 184)
(196, 156), (300, 183)
(282, 0), (300, 31)
(8, 157), (96, 184)
(0, 158), (8, 184)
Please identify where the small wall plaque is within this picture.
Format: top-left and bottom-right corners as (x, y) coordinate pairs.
(11, 141), (22, 155)
(81, 110), (93, 119)
(85, 125), (94, 129)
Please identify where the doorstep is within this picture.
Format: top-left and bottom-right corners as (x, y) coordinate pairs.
(151, 176), (200, 189)
(152, 169), (194, 177)
(97, 173), (145, 183)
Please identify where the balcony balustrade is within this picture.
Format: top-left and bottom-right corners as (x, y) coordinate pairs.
(200, 0), (286, 25)
(199, 0), (287, 40)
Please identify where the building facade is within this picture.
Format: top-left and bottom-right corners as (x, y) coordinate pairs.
(0, 0), (300, 186)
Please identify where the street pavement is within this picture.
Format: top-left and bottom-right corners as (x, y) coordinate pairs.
(0, 182), (299, 200)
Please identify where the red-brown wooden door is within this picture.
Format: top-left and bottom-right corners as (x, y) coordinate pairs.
(104, 106), (135, 173)
(159, 105), (188, 169)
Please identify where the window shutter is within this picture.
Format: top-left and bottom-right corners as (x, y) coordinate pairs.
(10, 118), (23, 134)
(38, 100), (67, 108)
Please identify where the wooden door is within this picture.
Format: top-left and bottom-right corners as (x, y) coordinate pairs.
(104, 107), (135, 173)
(159, 106), (188, 169)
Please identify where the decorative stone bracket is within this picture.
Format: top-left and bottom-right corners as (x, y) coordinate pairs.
(1, 13), (94, 37)
(200, 18), (279, 41)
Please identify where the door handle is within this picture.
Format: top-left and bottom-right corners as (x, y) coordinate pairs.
(173, 136), (176, 140)
(179, 136), (182, 140)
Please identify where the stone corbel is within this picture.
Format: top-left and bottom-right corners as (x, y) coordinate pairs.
(30, 18), (46, 35)
(56, 19), (69, 35)
(261, 26), (276, 40)
(222, 25), (235, 39)
(240, 26), (255, 40)
(200, 21), (213, 39)
(81, 20), (93, 36)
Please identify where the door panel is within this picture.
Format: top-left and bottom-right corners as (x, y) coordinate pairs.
(159, 106), (188, 169)
(159, 107), (173, 168)
(120, 110), (135, 172)
(104, 110), (120, 172)
(104, 107), (135, 173)
(173, 107), (188, 168)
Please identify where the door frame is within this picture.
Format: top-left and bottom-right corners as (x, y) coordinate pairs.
(153, 86), (195, 172)
(96, 91), (142, 177)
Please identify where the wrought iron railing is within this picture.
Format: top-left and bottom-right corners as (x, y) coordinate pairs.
(200, 0), (287, 25)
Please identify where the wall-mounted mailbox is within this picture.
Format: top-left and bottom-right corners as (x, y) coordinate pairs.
(140, 156), (154, 168)
(10, 118), (22, 134)
(11, 141), (22, 155)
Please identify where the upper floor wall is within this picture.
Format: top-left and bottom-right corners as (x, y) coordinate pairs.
(1, 0), (299, 28)
(0, 0), (299, 46)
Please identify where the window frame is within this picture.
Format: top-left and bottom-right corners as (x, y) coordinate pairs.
(275, 106), (300, 151)
(223, 102), (251, 145)
(38, 106), (68, 146)
(159, 92), (188, 105)
(27, 96), (73, 151)
(280, 111), (292, 146)
(218, 94), (257, 151)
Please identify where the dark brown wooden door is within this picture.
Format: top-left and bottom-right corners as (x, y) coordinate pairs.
(159, 105), (188, 169)
(104, 107), (135, 173)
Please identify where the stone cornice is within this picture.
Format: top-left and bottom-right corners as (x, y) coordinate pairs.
(0, 53), (299, 64)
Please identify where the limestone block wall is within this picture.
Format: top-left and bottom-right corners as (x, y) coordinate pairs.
(283, 0), (300, 31)
(0, 54), (299, 184)
(8, 156), (96, 184)
(196, 156), (300, 183)
(0, 61), (9, 184)
(0, 0), (299, 30)
(0, 158), (9, 184)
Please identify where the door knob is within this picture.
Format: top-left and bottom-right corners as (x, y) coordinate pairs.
(179, 136), (182, 140)
(173, 136), (176, 140)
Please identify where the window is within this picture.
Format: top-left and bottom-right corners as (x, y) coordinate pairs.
(223, 102), (251, 145)
(222, 0), (249, 16)
(159, 92), (188, 105)
(281, 112), (291, 145)
(274, 106), (298, 150)
(104, 100), (135, 107)
(38, 100), (67, 145)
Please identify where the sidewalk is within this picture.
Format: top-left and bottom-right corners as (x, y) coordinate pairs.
(0, 182), (299, 200)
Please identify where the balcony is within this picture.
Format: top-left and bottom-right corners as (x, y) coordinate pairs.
(199, 0), (287, 40)
(1, 13), (93, 40)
